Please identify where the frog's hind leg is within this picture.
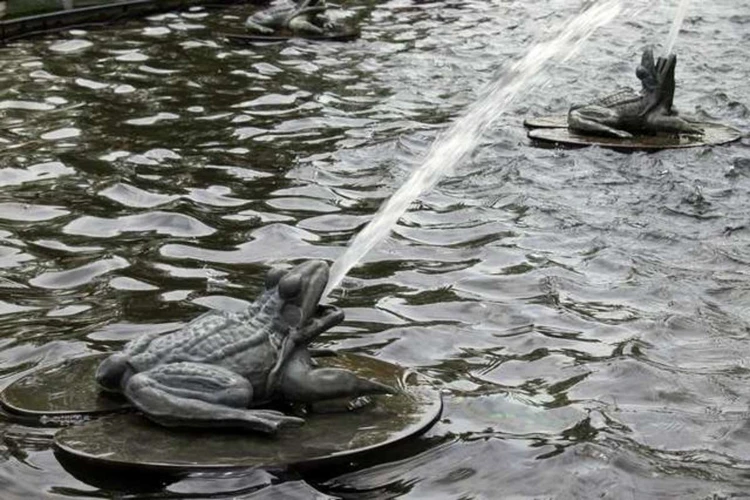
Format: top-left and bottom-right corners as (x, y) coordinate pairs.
(568, 107), (634, 138)
(125, 362), (303, 433)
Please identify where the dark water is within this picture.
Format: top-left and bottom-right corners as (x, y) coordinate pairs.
(1, 0), (749, 498)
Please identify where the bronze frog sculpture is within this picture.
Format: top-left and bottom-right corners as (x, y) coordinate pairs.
(567, 48), (703, 138)
(245, 0), (334, 36)
(95, 260), (393, 434)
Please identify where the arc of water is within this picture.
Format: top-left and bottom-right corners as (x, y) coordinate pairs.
(663, 0), (690, 56)
(323, 0), (623, 298)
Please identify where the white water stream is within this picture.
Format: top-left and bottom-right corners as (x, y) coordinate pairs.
(663, 0), (690, 56)
(324, 0), (623, 297)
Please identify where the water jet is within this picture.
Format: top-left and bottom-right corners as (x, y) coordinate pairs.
(325, 0), (624, 297)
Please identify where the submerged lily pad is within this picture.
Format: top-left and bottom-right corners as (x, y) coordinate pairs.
(219, 30), (361, 44)
(524, 115), (742, 150)
(35, 353), (441, 471)
(0, 354), (130, 422)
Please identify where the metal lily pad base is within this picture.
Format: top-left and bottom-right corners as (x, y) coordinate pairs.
(219, 30), (360, 44)
(0, 354), (130, 423)
(523, 115), (569, 129)
(524, 115), (742, 150)
(27, 353), (441, 471)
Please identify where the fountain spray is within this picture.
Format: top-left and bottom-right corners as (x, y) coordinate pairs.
(663, 0), (690, 56)
(324, 0), (623, 298)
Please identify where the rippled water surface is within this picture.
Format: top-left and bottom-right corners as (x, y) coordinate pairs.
(1, 0), (749, 498)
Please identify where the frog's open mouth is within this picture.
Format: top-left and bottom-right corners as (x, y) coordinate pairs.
(313, 304), (343, 323)
(297, 304), (344, 338)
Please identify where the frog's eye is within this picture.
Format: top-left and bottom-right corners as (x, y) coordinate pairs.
(279, 274), (301, 298)
(266, 267), (285, 290)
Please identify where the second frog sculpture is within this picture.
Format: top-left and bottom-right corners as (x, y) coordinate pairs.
(245, 0), (336, 36)
(567, 48), (703, 138)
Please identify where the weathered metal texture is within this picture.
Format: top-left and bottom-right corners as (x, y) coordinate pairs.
(5, 353), (442, 472)
(0, 0), (258, 43)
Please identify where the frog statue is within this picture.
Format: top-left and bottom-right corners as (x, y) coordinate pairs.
(245, 0), (334, 36)
(567, 48), (703, 138)
(95, 260), (394, 434)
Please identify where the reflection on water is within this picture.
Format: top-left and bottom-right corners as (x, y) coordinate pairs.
(1, 0), (750, 498)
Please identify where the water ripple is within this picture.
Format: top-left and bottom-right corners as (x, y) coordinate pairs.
(29, 256), (129, 289)
(63, 212), (215, 238)
(1, 0), (749, 497)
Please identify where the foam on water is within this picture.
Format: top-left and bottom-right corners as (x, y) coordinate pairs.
(324, 0), (624, 297)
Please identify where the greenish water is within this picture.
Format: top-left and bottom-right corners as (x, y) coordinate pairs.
(1, 0), (749, 498)
(6, 0), (91, 19)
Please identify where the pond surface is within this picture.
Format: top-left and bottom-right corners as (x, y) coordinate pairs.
(1, 0), (749, 498)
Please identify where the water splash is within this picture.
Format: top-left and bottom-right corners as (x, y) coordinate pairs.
(663, 0), (690, 56)
(324, 0), (623, 298)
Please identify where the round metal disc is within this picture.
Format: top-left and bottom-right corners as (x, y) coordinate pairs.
(0, 354), (130, 423)
(523, 115), (568, 129)
(53, 354), (442, 471)
(527, 122), (742, 150)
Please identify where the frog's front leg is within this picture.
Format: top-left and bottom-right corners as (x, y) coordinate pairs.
(646, 113), (703, 135)
(288, 16), (325, 35)
(265, 305), (344, 394)
(245, 18), (275, 34)
(281, 350), (395, 403)
(568, 105), (634, 138)
(125, 362), (304, 433)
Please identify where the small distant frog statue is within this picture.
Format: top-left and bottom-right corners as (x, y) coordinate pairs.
(96, 260), (393, 434)
(245, 0), (335, 36)
(567, 48), (703, 138)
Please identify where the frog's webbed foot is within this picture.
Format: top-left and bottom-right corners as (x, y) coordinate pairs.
(245, 19), (275, 34)
(125, 362), (304, 433)
(568, 107), (634, 138)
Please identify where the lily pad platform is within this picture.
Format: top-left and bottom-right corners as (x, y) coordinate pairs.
(0, 354), (130, 424)
(523, 115), (570, 129)
(524, 115), (742, 150)
(2, 353), (442, 471)
(219, 30), (360, 44)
